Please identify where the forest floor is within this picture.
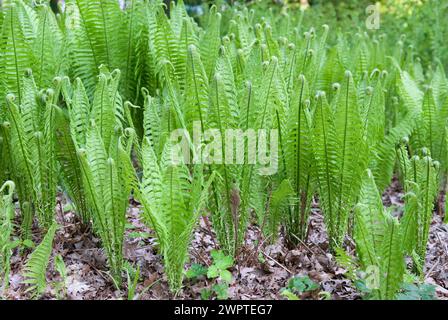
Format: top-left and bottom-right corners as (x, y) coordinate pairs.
(3, 178), (448, 300)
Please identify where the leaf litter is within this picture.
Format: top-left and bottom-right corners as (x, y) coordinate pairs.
(3, 181), (447, 300)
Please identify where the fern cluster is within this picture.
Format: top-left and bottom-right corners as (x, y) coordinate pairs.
(354, 170), (405, 300)
(354, 162), (439, 299)
(398, 145), (439, 275)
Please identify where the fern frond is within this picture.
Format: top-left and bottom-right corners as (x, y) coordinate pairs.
(371, 71), (422, 191)
(312, 91), (340, 247)
(333, 71), (367, 243)
(183, 44), (208, 133)
(75, 0), (125, 70)
(120, 0), (146, 102)
(0, 180), (15, 292)
(354, 170), (386, 268)
(154, 9), (181, 84)
(4, 94), (34, 198)
(0, 2), (33, 111)
(379, 216), (404, 300)
(140, 139), (213, 291)
(177, 17), (199, 90)
(266, 179), (294, 242)
(32, 4), (64, 88)
(284, 74), (314, 241)
(22, 223), (58, 298)
(54, 106), (89, 222)
(91, 71), (119, 150)
(199, 6), (221, 79)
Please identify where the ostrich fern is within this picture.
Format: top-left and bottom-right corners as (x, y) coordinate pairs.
(312, 71), (368, 248)
(398, 145), (439, 276)
(3, 71), (59, 232)
(22, 222), (58, 298)
(72, 69), (137, 285)
(354, 170), (405, 300)
(140, 139), (215, 292)
(283, 74), (314, 242)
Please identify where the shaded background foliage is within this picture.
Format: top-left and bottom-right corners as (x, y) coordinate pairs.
(13, 0), (448, 71)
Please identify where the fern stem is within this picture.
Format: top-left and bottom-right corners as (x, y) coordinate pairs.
(10, 7), (22, 105)
(317, 95), (335, 245)
(335, 75), (351, 246)
(75, 0), (100, 69)
(5, 102), (35, 200)
(77, 153), (113, 262)
(213, 78), (234, 253)
(99, 0), (111, 67)
(276, 110), (286, 178)
(38, 8), (48, 88)
(123, 0), (136, 100)
(426, 93), (434, 154)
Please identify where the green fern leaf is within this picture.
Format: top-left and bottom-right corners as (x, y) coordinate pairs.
(22, 223), (58, 298)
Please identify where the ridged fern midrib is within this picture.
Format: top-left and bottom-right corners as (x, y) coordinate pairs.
(413, 157), (418, 183)
(99, 80), (106, 142)
(397, 147), (408, 190)
(108, 159), (118, 265)
(160, 16), (175, 68)
(296, 79), (305, 197)
(363, 85), (375, 135)
(437, 126), (446, 162)
(240, 84), (256, 229)
(421, 158), (432, 259)
(244, 82), (252, 131)
(276, 109), (287, 177)
(301, 35), (311, 73)
(78, 153), (113, 256)
(123, 0), (135, 99)
(235, 52), (244, 79)
(1, 126), (14, 176)
(75, 0), (100, 69)
(45, 103), (56, 189)
(189, 49), (204, 130)
(336, 75), (351, 233)
(99, 0), (111, 67)
(37, 9), (48, 88)
(356, 210), (377, 266)
(426, 93), (434, 153)
(6, 103), (34, 197)
(168, 169), (174, 238)
(10, 7), (22, 105)
(319, 97), (334, 236)
(286, 48), (297, 92)
(259, 61), (277, 129)
(35, 132), (45, 195)
(60, 128), (87, 212)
